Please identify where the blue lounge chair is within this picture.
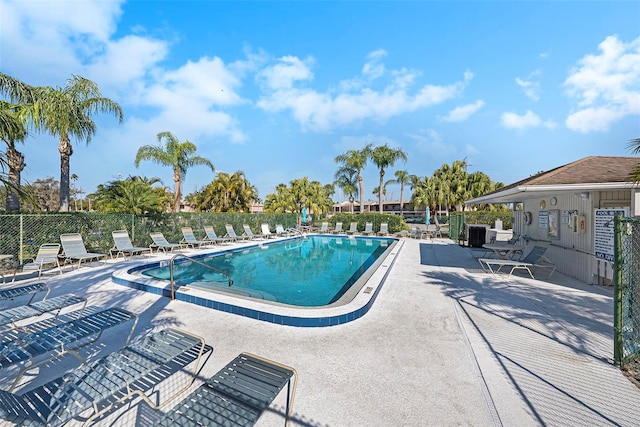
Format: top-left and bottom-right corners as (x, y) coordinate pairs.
(158, 352), (297, 427)
(111, 230), (152, 259)
(60, 233), (107, 269)
(0, 282), (49, 304)
(0, 328), (207, 427)
(0, 294), (86, 329)
(1, 307), (138, 390)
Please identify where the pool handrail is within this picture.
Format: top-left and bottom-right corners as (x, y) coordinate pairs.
(169, 253), (233, 300)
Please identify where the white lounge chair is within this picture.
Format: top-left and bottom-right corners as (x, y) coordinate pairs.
(111, 230), (152, 259)
(478, 245), (556, 279)
(149, 232), (184, 253)
(60, 233), (107, 269)
(225, 224), (249, 241)
(261, 223), (276, 239)
(275, 224), (293, 237)
(332, 222), (344, 234)
(203, 225), (232, 244)
(377, 223), (389, 236)
(345, 222), (358, 235)
(317, 222), (329, 233)
(242, 224), (264, 240)
(181, 227), (209, 248)
(361, 222), (374, 236)
(12, 243), (62, 280)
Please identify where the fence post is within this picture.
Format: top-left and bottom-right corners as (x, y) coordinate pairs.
(19, 214), (24, 264)
(613, 215), (624, 365)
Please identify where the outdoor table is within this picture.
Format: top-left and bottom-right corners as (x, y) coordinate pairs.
(482, 243), (525, 260)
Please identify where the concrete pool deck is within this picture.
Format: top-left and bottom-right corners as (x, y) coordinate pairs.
(2, 237), (640, 426)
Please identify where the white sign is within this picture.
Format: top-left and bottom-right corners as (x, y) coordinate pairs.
(594, 209), (628, 262)
(538, 210), (548, 228)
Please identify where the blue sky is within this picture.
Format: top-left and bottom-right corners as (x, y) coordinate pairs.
(1, 0), (639, 203)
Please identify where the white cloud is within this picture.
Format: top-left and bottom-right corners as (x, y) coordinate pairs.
(564, 35), (640, 133)
(516, 70), (541, 101)
(500, 110), (556, 130)
(439, 100), (485, 122)
(405, 129), (455, 157)
(257, 52), (474, 132)
(86, 35), (168, 89)
(0, 0), (124, 83)
(257, 55), (315, 90)
(362, 49), (387, 80)
(0, 0), (250, 145)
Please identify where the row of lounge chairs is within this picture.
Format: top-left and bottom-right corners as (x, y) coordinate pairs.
(0, 286), (297, 426)
(10, 224), (299, 280)
(315, 221), (390, 236)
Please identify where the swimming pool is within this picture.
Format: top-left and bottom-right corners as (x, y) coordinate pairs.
(112, 235), (402, 326)
(143, 236), (393, 306)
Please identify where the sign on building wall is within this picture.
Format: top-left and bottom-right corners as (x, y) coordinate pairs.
(594, 208), (628, 262)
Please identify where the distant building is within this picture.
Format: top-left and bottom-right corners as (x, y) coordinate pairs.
(333, 200), (422, 214)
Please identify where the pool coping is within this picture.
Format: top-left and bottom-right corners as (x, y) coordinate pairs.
(111, 235), (403, 327)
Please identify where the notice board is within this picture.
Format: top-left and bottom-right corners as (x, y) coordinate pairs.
(594, 208), (628, 262)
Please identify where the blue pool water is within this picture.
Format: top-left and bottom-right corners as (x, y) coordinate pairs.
(141, 236), (394, 307)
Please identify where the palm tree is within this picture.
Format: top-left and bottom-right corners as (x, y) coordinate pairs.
(628, 138), (640, 182)
(195, 171), (257, 212)
(385, 170), (415, 214)
(335, 144), (371, 213)
(135, 131), (214, 212)
(410, 175), (435, 218)
(32, 75), (123, 211)
(0, 73), (39, 210)
(334, 165), (358, 213)
(0, 104), (28, 210)
(264, 178), (333, 224)
(369, 144), (407, 213)
(90, 176), (166, 214)
(264, 183), (293, 213)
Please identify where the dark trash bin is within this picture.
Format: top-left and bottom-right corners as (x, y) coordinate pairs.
(467, 225), (489, 248)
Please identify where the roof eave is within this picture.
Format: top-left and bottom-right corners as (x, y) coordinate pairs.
(466, 182), (638, 205)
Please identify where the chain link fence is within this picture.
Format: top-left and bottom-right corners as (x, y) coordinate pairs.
(0, 213), (297, 267)
(614, 216), (640, 366)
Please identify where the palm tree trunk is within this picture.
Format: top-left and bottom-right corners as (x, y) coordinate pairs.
(399, 184), (404, 215)
(378, 169), (384, 213)
(5, 143), (25, 211)
(173, 170), (181, 212)
(358, 173), (364, 214)
(58, 135), (73, 212)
